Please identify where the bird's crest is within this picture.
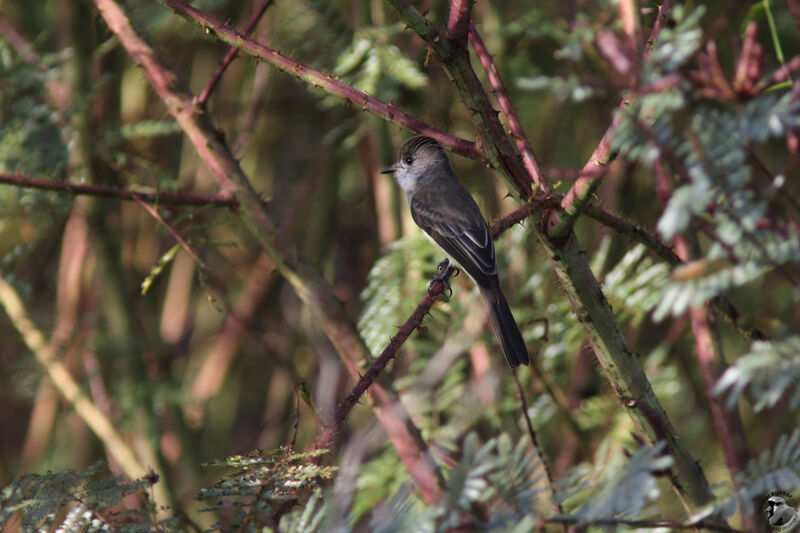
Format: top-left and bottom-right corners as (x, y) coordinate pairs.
(399, 136), (445, 159)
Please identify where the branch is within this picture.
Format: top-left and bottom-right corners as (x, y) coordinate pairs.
(132, 194), (207, 268)
(446, 0), (473, 44)
(488, 196), (559, 236)
(511, 371), (564, 520)
(315, 264), (458, 454)
(583, 204), (682, 265)
(0, 275), (149, 481)
(315, 197), (555, 454)
(654, 163), (755, 532)
(469, 24), (547, 191)
(686, 305), (757, 531)
(546, 166), (609, 180)
(687, 298), (749, 472)
(0, 173), (237, 206)
(96, 0), (446, 504)
(196, 0), (275, 105)
(160, 0), (480, 159)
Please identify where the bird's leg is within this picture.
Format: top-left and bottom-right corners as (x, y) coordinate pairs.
(428, 258), (460, 299)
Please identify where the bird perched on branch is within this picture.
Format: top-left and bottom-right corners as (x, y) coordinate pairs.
(381, 135), (529, 368)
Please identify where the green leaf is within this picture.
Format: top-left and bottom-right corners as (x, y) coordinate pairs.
(140, 244), (179, 295)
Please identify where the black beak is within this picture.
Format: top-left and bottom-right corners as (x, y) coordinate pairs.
(380, 163), (398, 174)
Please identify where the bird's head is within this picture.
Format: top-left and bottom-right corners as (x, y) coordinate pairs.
(381, 136), (452, 193)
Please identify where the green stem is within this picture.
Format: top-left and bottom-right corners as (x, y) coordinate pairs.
(763, 0), (786, 65)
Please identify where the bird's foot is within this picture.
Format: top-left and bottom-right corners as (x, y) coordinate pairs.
(428, 258), (460, 299)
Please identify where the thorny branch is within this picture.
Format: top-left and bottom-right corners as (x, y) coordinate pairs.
(469, 24), (547, 191)
(0, 173), (237, 206)
(314, 197), (555, 454)
(196, 0), (275, 105)
(161, 0), (481, 159)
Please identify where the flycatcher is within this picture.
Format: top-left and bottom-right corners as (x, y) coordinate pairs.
(381, 135), (529, 368)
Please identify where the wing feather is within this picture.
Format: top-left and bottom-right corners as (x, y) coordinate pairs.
(409, 179), (497, 286)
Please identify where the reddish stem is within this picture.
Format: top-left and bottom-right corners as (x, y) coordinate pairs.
(0, 173), (236, 206)
(468, 24), (548, 193)
(197, 0), (275, 105)
(162, 0), (480, 159)
(315, 265), (457, 455)
(313, 196), (555, 455)
(446, 0), (472, 44)
(551, 0), (677, 239)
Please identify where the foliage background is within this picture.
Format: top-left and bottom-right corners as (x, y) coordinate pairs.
(0, 0), (799, 531)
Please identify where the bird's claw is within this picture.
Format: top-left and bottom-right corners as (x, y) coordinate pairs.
(428, 258), (459, 299)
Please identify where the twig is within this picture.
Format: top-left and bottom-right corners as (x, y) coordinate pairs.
(446, 0), (473, 44)
(583, 204), (682, 265)
(315, 264), (459, 455)
(526, 349), (593, 459)
(314, 197), (557, 455)
(196, 0), (275, 105)
(469, 24), (547, 192)
(545, 166), (609, 181)
(0, 275), (148, 481)
(132, 194), (207, 268)
(160, 0), (480, 159)
(291, 386), (300, 450)
(488, 196), (560, 237)
(511, 371), (565, 524)
(0, 173), (237, 206)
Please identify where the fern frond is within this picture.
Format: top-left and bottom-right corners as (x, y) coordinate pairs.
(198, 448), (336, 529)
(560, 442), (672, 524)
(714, 336), (800, 412)
(358, 235), (436, 357)
(438, 433), (543, 529)
(0, 462), (154, 532)
(602, 242), (670, 318)
(695, 430), (800, 520)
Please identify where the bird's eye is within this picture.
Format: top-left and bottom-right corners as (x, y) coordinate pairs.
(403, 156), (413, 165)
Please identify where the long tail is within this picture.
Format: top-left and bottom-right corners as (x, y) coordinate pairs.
(480, 284), (530, 368)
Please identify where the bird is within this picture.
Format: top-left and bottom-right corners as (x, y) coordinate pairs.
(765, 496), (796, 527)
(381, 135), (530, 368)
